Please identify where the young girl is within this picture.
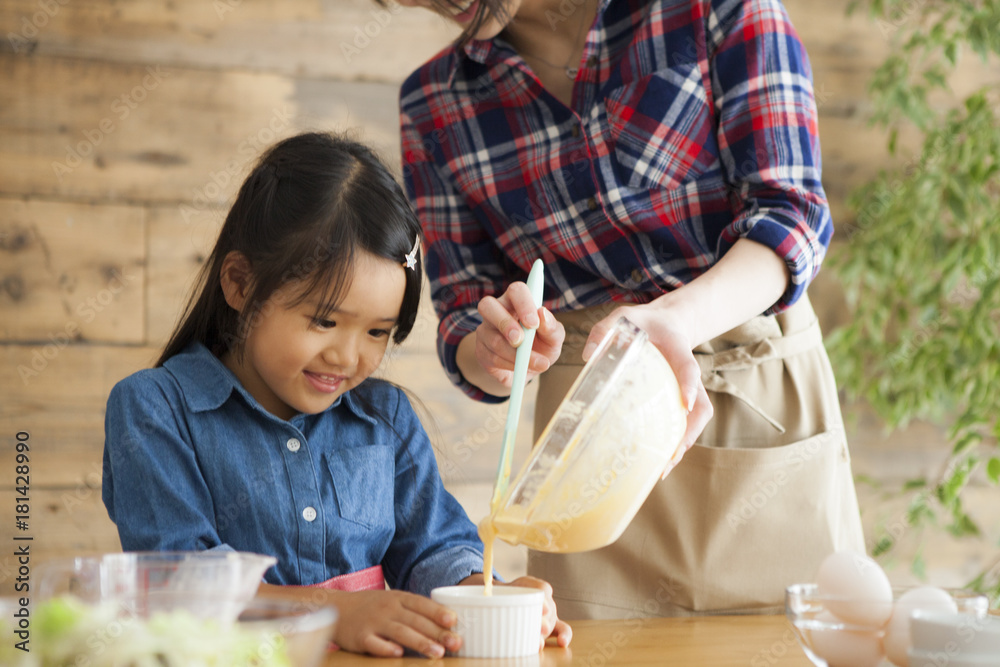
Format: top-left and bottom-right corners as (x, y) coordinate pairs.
(101, 132), (571, 657)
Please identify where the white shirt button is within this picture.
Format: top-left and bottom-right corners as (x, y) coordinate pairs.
(286, 438), (301, 452)
(302, 507), (317, 522)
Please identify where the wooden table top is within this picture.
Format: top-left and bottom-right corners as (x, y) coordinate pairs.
(324, 615), (814, 666)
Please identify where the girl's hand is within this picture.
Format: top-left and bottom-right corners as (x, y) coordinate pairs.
(583, 302), (713, 461)
(330, 589), (462, 658)
(474, 281), (565, 388)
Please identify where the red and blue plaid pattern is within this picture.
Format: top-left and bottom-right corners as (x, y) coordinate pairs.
(400, 0), (831, 401)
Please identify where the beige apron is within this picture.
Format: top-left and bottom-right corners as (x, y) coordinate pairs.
(528, 294), (865, 619)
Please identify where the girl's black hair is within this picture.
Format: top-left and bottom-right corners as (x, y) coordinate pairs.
(157, 132), (422, 367)
(375, 0), (512, 49)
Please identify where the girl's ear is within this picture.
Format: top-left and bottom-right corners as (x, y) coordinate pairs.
(220, 251), (253, 312)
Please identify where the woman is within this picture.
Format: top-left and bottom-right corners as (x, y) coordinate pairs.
(389, 0), (865, 619)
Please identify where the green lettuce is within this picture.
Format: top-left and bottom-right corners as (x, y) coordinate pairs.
(6, 596), (291, 667)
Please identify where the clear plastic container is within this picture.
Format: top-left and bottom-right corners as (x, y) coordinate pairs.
(28, 552), (337, 667)
(37, 551), (276, 623)
(489, 316), (687, 553)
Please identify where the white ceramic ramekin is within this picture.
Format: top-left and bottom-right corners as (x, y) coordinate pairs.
(430, 585), (544, 658)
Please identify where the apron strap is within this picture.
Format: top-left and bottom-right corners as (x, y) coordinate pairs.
(694, 318), (825, 434)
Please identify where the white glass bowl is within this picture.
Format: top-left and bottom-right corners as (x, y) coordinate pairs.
(431, 585), (543, 658)
(786, 583), (990, 667)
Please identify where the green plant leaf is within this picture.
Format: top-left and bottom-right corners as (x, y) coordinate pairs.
(944, 41), (959, 65)
(952, 432), (982, 456)
(906, 494), (935, 526)
(872, 534), (895, 557)
(922, 66), (948, 90)
(987, 457), (1000, 485)
(854, 473), (881, 488)
(948, 511), (981, 538)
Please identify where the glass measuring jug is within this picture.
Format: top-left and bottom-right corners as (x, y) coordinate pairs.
(487, 316), (687, 553)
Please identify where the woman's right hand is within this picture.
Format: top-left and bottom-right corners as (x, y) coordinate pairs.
(330, 589), (462, 658)
(473, 281), (565, 390)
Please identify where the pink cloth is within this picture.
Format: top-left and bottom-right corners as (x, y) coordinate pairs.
(303, 564), (385, 592)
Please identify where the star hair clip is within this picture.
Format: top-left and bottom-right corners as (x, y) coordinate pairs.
(403, 235), (420, 271)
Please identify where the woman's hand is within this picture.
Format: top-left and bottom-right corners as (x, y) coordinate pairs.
(578, 240), (793, 458)
(329, 589), (462, 658)
(457, 281), (565, 396)
(583, 301), (713, 460)
(505, 575), (573, 648)
(459, 574), (573, 649)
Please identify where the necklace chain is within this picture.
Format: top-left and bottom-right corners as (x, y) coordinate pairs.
(516, 0), (594, 80)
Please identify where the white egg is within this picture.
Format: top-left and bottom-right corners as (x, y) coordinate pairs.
(816, 551), (894, 627)
(884, 586), (958, 667)
(810, 610), (885, 667)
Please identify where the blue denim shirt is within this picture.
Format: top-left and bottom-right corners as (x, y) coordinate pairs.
(102, 343), (486, 596)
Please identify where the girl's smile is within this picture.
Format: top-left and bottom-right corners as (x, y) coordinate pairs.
(303, 370), (347, 394)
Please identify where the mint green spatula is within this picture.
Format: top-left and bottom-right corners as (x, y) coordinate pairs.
(490, 259), (545, 512)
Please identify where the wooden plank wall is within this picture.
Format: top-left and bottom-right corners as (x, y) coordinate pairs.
(1, 0), (997, 598)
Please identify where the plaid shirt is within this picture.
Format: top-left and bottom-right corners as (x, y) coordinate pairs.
(400, 0), (831, 401)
